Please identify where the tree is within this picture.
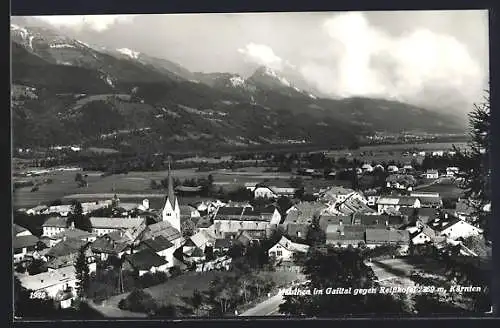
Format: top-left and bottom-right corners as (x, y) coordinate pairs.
(277, 196), (293, 217)
(74, 245), (90, 299)
(305, 215), (326, 246)
(280, 247), (408, 316)
(191, 289), (204, 316)
(455, 91), (491, 239)
(27, 258), (47, 275)
(68, 200), (93, 232)
(118, 289), (158, 314)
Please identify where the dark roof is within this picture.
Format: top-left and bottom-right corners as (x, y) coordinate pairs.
(13, 224), (29, 235)
(141, 235), (174, 252)
(180, 205), (196, 217)
(42, 217), (68, 228)
(146, 221), (182, 241)
(91, 235), (130, 254)
(318, 215), (349, 231)
(217, 206), (245, 216)
(428, 217), (463, 232)
(399, 207), (417, 217)
(352, 214), (388, 226)
(326, 225), (365, 242)
(254, 205), (277, 215)
(365, 229), (410, 243)
(46, 238), (88, 257)
(13, 235), (39, 249)
(285, 223), (310, 238)
(399, 197), (419, 206)
(51, 228), (94, 240)
(214, 238), (233, 249)
(196, 217), (213, 228)
(419, 196), (443, 207)
(124, 249), (167, 270)
(416, 208), (440, 223)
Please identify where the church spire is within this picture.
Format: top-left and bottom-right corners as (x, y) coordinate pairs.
(167, 156), (176, 208)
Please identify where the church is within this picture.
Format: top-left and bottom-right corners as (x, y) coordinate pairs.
(161, 161), (181, 232)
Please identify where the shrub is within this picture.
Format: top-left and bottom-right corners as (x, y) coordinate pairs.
(118, 289), (158, 314)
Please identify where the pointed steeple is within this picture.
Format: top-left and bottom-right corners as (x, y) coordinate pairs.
(167, 157), (176, 208)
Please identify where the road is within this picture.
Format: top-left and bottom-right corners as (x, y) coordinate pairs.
(239, 293), (284, 316)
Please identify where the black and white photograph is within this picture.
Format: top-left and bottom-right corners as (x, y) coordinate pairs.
(11, 10), (492, 320)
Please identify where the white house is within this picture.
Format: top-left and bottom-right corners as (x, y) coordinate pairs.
(320, 186), (358, 203)
(425, 170), (439, 179)
(89, 217), (146, 236)
(13, 235), (39, 263)
(387, 165), (399, 173)
(253, 186), (278, 199)
(361, 164), (374, 173)
(26, 205), (48, 215)
(411, 227), (440, 245)
(122, 249), (168, 276)
(18, 266), (77, 300)
(268, 236), (310, 262)
(376, 197), (421, 214)
(446, 167), (460, 177)
(42, 217), (69, 237)
(431, 218), (483, 240)
(139, 235), (177, 268)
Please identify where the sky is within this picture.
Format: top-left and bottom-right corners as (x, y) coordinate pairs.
(18, 11), (489, 117)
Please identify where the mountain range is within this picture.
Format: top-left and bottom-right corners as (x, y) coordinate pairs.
(10, 22), (466, 154)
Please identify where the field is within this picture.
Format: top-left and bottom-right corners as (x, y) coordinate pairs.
(417, 182), (465, 199)
(12, 166), (293, 209)
(102, 270), (301, 312)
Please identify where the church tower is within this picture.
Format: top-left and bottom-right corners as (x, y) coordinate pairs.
(161, 158), (181, 231)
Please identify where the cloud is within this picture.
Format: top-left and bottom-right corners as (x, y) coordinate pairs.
(238, 43), (284, 70)
(33, 15), (137, 32)
(297, 12), (485, 112)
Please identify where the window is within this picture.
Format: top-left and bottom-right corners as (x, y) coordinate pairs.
(14, 248), (23, 255)
(277, 251), (282, 256)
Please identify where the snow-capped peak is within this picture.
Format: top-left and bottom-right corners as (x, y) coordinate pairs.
(117, 48), (140, 59)
(260, 66), (291, 87)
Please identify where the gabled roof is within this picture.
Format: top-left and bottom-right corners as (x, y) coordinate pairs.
(318, 215), (349, 231)
(124, 249), (167, 270)
(42, 217), (68, 228)
(352, 214), (388, 226)
(19, 266), (76, 291)
(141, 235), (174, 252)
(51, 228), (95, 241)
(376, 196), (418, 206)
(274, 236), (310, 253)
(46, 238), (88, 257)
(365, 229), (409, 243)
(89, 217), (145, 229)
(13, 224), (29, 235)
(91, 234), (130, 254)
(13, 235), (39, 249)
(418, 196), (443, 207)
(180, 205), (197, 217)
(326, 225), (365, 241)
(217, 206), (245, 216)
(146, 221), (182, 242)
(190, 230), (216, 248)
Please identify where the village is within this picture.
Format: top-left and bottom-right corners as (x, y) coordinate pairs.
(12, 146), (491, 318)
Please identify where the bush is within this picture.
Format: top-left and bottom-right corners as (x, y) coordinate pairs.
(118, 289), (158, 314)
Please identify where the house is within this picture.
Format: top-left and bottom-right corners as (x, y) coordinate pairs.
(318, 215), (350, 231)
(48, 228), (97, 247)
(14, 224), (32, 237)
(122, 249), (168, 276)
(376, 196), (420, 214)
(18, 266), (77, 302)
(361, 164), (374, 172)
(42, 217), (69, 237)
(40, 205), (73, 217)
(351, 214), (390, 228)
(13, 235), (39, 263)
(195, 255), (232, 272)
(184, 230), (216, 252)
(89, 217), (146, 237)
(214, 238), (234, 252)
(283, 223), (310, 240)
(365, 229), (410, 249)
(212, 206), (276, 239)
(414, 208), (440, 224)
(364, 190), (380, 206)
(326, 225), (365, 248)
(180, 205), (201, 219)
(425, 170), (439, 179)
(429, 217), (483, 240)
(91, 233), (133, 261)
(417, 196), (443, 209)
(410, 226), (444, 245)
(45, 240), (96, 273)
(253, 185), (278, 199)
(386, 174), (416, 190)
(319, 186), (357, 203)
(285, 202), (328, 223)
(26, 205), (48, 215)
(143, 220), (184, 249)
(139, 235), (176, 268)
(268, 236), (309, 262)
(446, 167), (460, 177)
(335, 196), (376, 216)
